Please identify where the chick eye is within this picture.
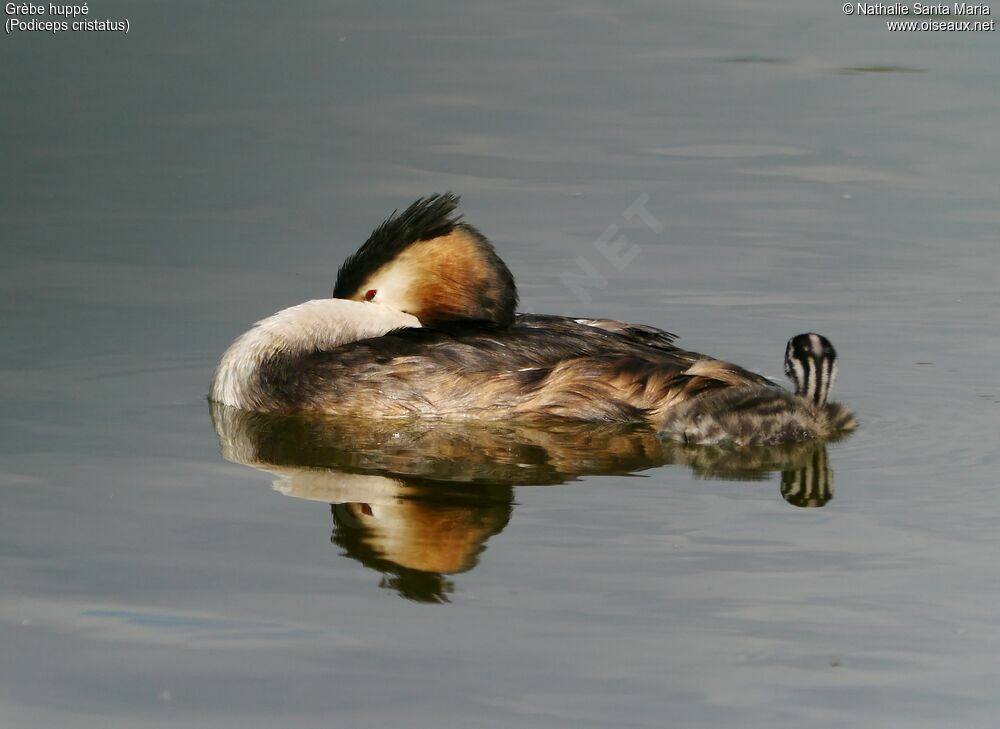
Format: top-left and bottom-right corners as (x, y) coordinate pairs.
(364, 289), (377, 301)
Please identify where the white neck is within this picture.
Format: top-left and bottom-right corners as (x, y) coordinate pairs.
(210, 299), (421, 409)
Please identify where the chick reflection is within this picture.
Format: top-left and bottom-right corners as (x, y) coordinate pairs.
(780, 445), (833, 508)
(662, 438), (834, 508)
(210, 403), (839, 601)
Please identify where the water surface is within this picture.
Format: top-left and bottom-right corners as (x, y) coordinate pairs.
(2, 1), (999, 727)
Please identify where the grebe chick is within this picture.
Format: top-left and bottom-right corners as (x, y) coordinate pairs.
(210, 194), (855, 446)
(659, 333), (857, 446)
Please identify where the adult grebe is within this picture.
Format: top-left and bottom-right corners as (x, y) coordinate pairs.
(210, 194), (855, 445)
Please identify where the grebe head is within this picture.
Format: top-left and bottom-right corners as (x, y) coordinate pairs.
(333, 193), (518, 327)
(784, 333), (838, 406)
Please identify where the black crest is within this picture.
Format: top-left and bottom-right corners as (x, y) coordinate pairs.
(333, 193), (464, 298)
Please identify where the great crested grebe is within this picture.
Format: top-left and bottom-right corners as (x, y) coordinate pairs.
(210, 194), (855, 445)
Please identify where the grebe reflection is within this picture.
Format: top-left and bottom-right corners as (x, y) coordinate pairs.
(211, 404), (839, 601)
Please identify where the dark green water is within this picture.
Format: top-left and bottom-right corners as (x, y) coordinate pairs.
(2, 1), (999, 727)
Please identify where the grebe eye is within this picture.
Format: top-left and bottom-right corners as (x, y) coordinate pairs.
(364, 289), (377, 301)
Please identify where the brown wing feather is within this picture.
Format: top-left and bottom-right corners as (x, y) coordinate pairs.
(508, 356), (759, 422)
(255, 316), (774, 423)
